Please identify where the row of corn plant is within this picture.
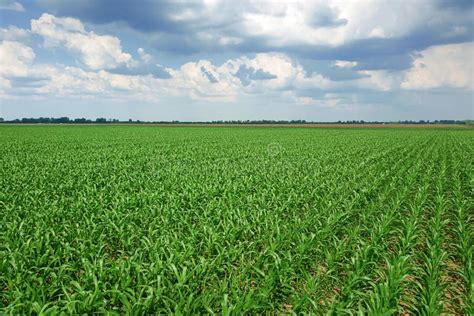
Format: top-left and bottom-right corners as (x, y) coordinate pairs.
(361, 136), (437, 314)
(299, 137), (422, 312)
(327, 136), (435, 313)
(444, 132), (473, 314)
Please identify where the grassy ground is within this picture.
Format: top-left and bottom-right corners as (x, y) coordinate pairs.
(1, 126), (472, 314)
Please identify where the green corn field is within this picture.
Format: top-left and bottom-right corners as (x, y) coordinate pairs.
(0, 125), (472, 314)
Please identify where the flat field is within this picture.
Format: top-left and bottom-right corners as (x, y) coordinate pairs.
(0, 126), (472, 314)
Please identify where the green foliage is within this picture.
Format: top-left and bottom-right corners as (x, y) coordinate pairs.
(0, 126), (472, 313)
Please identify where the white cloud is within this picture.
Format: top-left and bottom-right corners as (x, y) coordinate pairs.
(0, 40), (35, 77)
(332, 43), (474, 92)
(355, 70), (402, 91)
(161, 53), (333, 102)
(401, 42), (474, 90)
(0, 42), (156, 100)
(9, 19), (471, 105)
(0, 1), (24, 12)
(0, 40), (35, 96)
(9, 36), (470, 105)
(228, 53), (332, 91)
(234, 53), (303, 89)
(93, 0), (446, 49)
(137, 48), (152, 64)
(334, 60), (357, 68)
(0, 47), (336, 104)
(31, 13), (133, 70)
(165, 60), (240, 102)
(238, 0), (437, 47)
(28, 65), (152, 97)
(0, 26), (30, 41)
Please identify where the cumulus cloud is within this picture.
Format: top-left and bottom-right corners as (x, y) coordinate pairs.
(355, 70), (402, 91)
(32, 0), (474, 77)
(0, 39), (413, 104)
(268, 0), (455, 48)
(109, 47), (171, 79)
(401, 42), (474, 90)
(37, 1), (473, 52)
(1, 9), (472, 110)
(0, 39), (156, 100)
(0, 47), (335, 104)
(30, 66), (152, 96)
(2, 32), (469, 106)
(0, 40), (35, 95)
(164, 60), (240, 102)
(0, 41), (35, 77)
(0, 26), (30, 41)
(31, 13), (133, 70)
(229, 53), (333, 92)
(151, 53), (332, 101)
(135, 52), (331, 102)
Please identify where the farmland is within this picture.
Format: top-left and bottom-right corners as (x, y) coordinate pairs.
(0, 125), (472, 314)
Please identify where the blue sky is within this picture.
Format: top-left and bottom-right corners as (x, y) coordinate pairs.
(0, 0), (473, 121)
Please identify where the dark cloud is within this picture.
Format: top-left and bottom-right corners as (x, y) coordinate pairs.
(353, 54), (413, 71)
(436, 0), (474, 10)
(37, 0), (240, 34)
(235, 65), (277, 86)
(8, 76), (50, 87)
(325, 68), (370, 82)
(200, 67), (218, 83)
(268, 26), (472, 71)
(296, 59), (371, 81)
(36, 0), (474, 73)
(110, 64), (171, 79)
(308, 6), (347, 28)
(37, 0), (184, 33)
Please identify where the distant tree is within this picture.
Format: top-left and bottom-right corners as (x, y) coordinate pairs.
(74, 118), (89, 123)
(95, 118), (107, 123)
(39, 117), (51, 123)
(51, 117), (70, 123)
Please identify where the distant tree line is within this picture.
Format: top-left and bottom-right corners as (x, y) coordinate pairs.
(0, 117), (122, 124)
(0, 117), (469, 125)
